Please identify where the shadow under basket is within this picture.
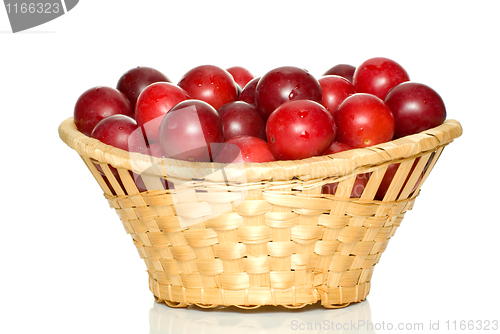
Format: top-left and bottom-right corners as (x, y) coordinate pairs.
(58, 118), (462, 309)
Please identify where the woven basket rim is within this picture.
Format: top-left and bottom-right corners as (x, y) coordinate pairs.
(58, 117), (462, 182)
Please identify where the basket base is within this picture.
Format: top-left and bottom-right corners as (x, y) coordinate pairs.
(149, 278), (369, 309)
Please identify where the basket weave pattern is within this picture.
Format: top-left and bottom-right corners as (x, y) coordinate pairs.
(59, 118), (462, 309)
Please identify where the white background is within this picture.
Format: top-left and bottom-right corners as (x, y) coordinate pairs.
(1, 1), (499, 333)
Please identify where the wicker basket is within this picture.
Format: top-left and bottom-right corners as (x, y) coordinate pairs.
(58, 117), (462, 309)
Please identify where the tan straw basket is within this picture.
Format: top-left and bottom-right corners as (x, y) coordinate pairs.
(58, 117), (462, 309)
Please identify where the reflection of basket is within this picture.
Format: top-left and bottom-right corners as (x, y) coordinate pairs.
(149, 298), (375, 334)
(59, 118), (462, 309)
